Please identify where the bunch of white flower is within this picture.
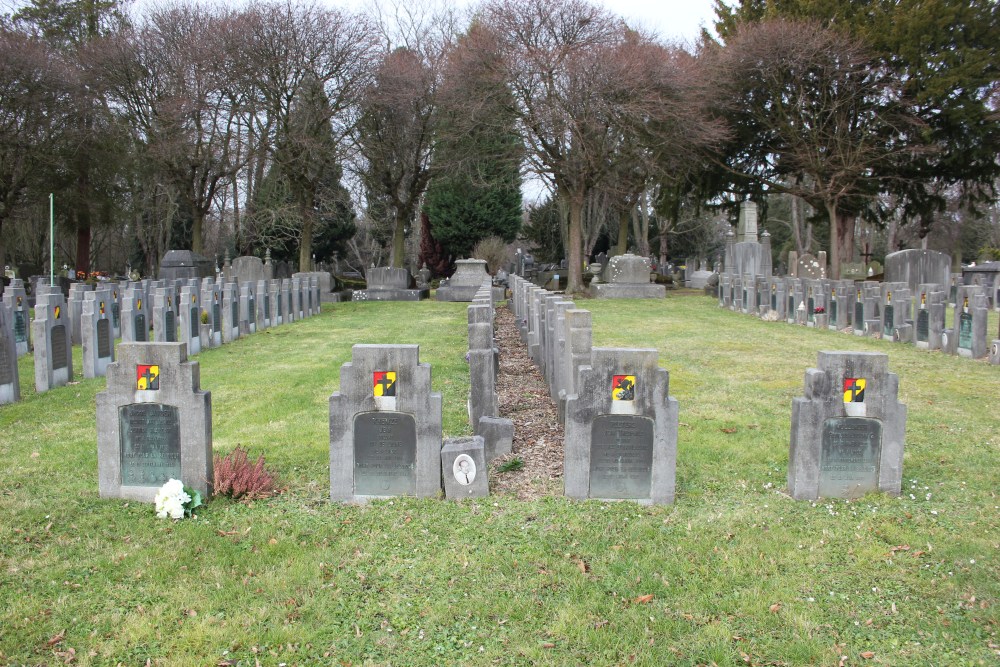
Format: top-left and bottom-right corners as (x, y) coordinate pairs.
(154, 478), (192, 519)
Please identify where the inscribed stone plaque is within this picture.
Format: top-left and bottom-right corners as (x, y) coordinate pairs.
(588, 414), (654, 499)
(916, 310), (929, 342)
(771, 291), (777, 310)
(755, 290), (761, 308)
(277, 294), (283, 316)
(164, 311), (176, 342)
(231, 300), (238, 325)
(742, 288), (747, 306)
(51, 325), (68, 370)
(119, 403), (182, 486)
(212, 303), (221, 333)
(353, 411), (417, 496)
(855, 301), (864, 328)
(14, 311), (27, 343)
(112, 303), (120, 328)
(830, 299), (838, 324)
(97, 319), (112, 358)
(190, 308), (199, 338)
(958, 312), (972, 350)
(788, 296), (794, 315)
(0, 339), (12, 384)
(248, 297), (256, 325)
(818, 417), (881, 499)
(264, 296), (271, 320)
(883, 305), (894, 335)
(134, 314), (147, 342)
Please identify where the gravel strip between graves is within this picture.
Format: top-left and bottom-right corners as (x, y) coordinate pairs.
(489, 302), (564, 499)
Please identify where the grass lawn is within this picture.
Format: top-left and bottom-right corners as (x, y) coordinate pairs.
(0, 293), (997, 666)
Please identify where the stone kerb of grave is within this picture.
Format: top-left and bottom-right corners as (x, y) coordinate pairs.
(352, 267), (427, 302)
(591, 254), (666, 299)
(436, 259), (491, 302)
(97, 342), (213, 502)
(564, 347), (678, 505)
(0, 302), (20, 404)
(788, 351), (906, 501)
(330, 344), (443, 503)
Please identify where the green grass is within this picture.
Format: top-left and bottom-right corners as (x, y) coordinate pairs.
(1, 294), (998, 666)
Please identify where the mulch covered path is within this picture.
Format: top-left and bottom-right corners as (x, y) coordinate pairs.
(488, 303), (565, 500)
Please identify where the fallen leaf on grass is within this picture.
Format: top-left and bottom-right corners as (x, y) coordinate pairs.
(860, 651), (875, 659)
(268, 538), (278, 545)
(541, 642), (555, 649)
(769, 602), (781, 613)
(594, 619), (609, 629)
(720, 427), (738, 434)
(634, 594), (654, 604)
(46, 629), (65, 646)
(575, 559), (589, 574)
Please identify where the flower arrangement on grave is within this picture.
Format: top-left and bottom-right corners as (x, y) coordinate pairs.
(154, 478), (203, 519)
(813, 306), (825, 314)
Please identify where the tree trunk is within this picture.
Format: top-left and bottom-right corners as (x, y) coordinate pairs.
(658, 219), (668, 268)
(192, 208), (204, 255)
(566, 191), (584, 294)
(299, 197), (316, 272)
(391, 212), (406, 269)
(636, 190), (650, 257)
(838, 213), (855, 263)
(792, 195), (804, 253)
(75, 223), (91, 278)
(615, 208), (629, 255)
(826, 200), (841, 280)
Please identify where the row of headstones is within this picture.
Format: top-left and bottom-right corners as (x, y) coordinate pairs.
(467, 279), (514, 470)
(510, 274), (909, 503)
(717, 274), (1000, 363)
(0, 275), (322, 404)
(97, 341), (498, 504)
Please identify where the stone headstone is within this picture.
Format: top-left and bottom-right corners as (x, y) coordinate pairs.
(221, 282), (240, 343)
(788, 351), (906, 500)
(564, 348), (678, 505)
(97, 342), (213, 502)
(32, 290), (73, 393)
(441, 436), (489, 499)
(230, 256), (265, 286)
(67, 282), (92, 345)
(436, 260), (492, 302)
(81, 289), (115, 379)
(121, 286), (148, 343)
(152, 287), (178, 343)
(2, 279), (31, 357)
(736, 201), (758, 243)
(796, 253), (824, 280)
(200, 281), (223, 348)
(591, 254), (665, 299)
(884, 249), (950, 295)
(953, 288), (988, 358)
(330, 345), (443, 503)
(239, 283), (256, 335)
(179, 285), (201, 356)
(0, 302), (20, 404)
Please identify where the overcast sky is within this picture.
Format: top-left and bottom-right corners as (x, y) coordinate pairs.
(599, 0), (719, 45)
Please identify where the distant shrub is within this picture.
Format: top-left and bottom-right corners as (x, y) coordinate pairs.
(213, 446), (279, 501)
(470, 236), (509, 275)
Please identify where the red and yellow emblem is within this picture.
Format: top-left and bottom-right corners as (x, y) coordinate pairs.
(373, 371), (396, 397)
(54, 305), (61, 319)
(137, 364), (160, 390)
(612, 375), (635, 401)
(137, 298), (142, 311)
(100, 301), (106, 315)
(843, 377), (866, 403)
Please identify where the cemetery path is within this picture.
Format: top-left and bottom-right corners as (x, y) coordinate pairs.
(491, 303), (564, 499)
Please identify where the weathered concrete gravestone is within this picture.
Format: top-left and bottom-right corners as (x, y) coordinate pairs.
(81, 289), (115, 379)
(120, 286), (148, 343)
(32, 288), (73, 393)
(591, 254), (665, 299)
(788, 352), (906, 501)
(441, 436), (489, 500)
(884, 249), (950, 295)
(2, 279), (31, 356)
(97, 342), (213, 502)
(222, 282), (240, 343)
(179, 285), (201, 356)
(564, 347), (678, 505)
(152, 287), (178, 343)
(330, 345), (443, 503)
(0, 302), (20, 404)
(200, 280), (222, 348)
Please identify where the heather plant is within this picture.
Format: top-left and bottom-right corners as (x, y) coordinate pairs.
(212, 446), (279, 500)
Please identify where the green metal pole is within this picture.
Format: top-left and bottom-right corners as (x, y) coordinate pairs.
(49, 193), (54, 286)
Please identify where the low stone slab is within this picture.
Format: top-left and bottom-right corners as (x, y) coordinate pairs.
(441, 436), (488, 499)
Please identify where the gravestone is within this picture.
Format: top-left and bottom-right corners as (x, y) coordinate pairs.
(120, 286), (148, 343)
(564, 348), (678, 505)
(352, 267), (427, 301)
(221, 282), (240, 343)
(96, 342), (213, 502)
(256, 280), (270, 330)
(230, 256), (265, 286)
(200, 281), (222, 348)
(239, 283), (256, 335)
(109, 284), (123, 339)
(591, 254), (665, 299)
(2, 279), (31, 356)
(884, 249), (950, 294)
(796, 253), (824, 280)
(0, 302), (20, 404)
(158, 250), (213, 282)
(788, 351), (906, 500)
(330, 344), (443, 503)
(436, 260), (493, 302)
(268, 279), (281, 326)
(280, 279), (293, 324)
(81, 289), (115, 379)
(179, 285), (201, 356)
(152, 287), (178, 343)
(67, 282), (92, 345)
(441, 436), (489, 499)
(952, 288), (989, 358)
(32, 289), (73, 393)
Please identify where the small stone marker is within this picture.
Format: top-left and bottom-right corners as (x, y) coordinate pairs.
(0, 302), (20, 404)
(97, 342), (213, 502)
(32, 289), (74, 393)
(564, 348), (678, 505)
(788, 351), (906, 501)
(330, 345), (443, 503)
(81, 289), (115, 379)
(441, 436), (488, 499)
